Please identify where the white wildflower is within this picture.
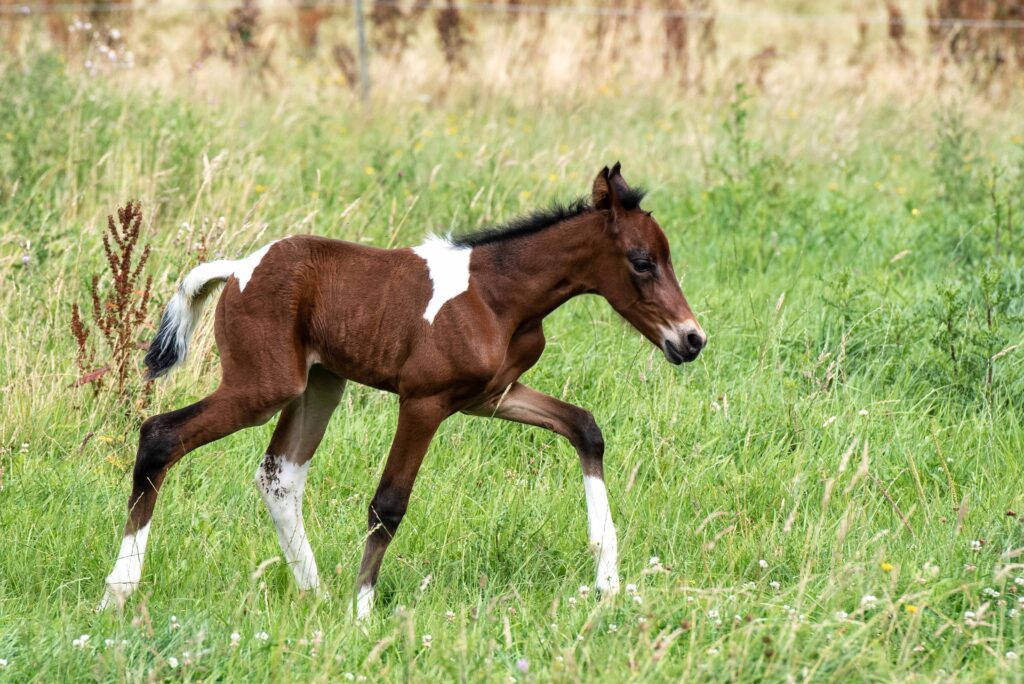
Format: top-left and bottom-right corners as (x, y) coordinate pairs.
(170, 615), (180, 630)
(1015, 577), (1024, 586)
(0, 659), (8, 668)
(758, 559), (768, 570)
(167, 657), (179, 669)
(255, 631), (269, 641)
(446, 610), (455, 621)
(822, 416), (837, 428)
(1008, 651), (1019, 660)
(230, 632), (241, 646)
(419, 574), (432, 592)
(72, 634), (90, 648)
(625, 583), (638, 595)
(769, 580), (781, 590)
(970, 540), (982, 551)
(608, 623), (618, 632)
(861, 595), (877, 609)
(578, 585), (590, 597)
(835, 610), (848, 620)
(707, 647), (720, 655)
(632, 595), (643, 605)
(422, 634), (432, 648)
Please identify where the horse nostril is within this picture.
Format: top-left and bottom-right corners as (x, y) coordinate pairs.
(686, 332), (705, 351)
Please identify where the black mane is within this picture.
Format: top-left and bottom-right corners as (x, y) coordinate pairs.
(451, 186), (646, 248)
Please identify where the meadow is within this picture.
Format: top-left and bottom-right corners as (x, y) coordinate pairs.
(2, 4), (1024, 679)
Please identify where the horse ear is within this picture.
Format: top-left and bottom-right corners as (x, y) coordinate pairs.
(609, 161), (630, 197)
(592, 165), (618, 211)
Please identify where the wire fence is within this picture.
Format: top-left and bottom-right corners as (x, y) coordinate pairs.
(2, 0), (1024, 29)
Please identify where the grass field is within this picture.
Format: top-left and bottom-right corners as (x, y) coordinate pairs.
(2, 44), (1024, 681)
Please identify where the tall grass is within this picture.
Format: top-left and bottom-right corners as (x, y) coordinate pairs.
(0, 54), (1023, 680)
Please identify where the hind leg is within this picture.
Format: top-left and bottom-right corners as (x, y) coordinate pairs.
(255, 366), (345, 596)
(100, 383), (301, 609)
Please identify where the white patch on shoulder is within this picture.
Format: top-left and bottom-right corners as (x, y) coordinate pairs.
(233, 240), (281, 292)
(412, 236), (472, 324)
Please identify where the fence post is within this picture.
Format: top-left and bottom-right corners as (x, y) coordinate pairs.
(354, 0), (370, 101)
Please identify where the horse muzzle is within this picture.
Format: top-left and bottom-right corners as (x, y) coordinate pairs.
(661, 321), (706, 365)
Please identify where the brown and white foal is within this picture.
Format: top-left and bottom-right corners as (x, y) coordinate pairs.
(100, 163), (706, 617)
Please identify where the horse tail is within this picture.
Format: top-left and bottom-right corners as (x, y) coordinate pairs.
(144, 260), (235, 379)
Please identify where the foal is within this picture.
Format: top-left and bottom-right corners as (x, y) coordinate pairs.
(100, 163), (706, 617)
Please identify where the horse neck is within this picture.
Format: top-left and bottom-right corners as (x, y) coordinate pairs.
(472, 213), (606, 326)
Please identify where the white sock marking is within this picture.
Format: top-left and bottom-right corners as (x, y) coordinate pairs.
(412, 236), (472, 323)
(255, 455), (321, 592)
(100, 523), (150, 608)
(583, 475), (619, 593)
(356, 583), (374, 619)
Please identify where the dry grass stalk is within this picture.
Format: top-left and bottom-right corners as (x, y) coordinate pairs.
(663, 0), (689, 84)
(887, 2), (910, 60)
(226, 0), (261, 57)
(928, 0), (1022, 79)
(332, 42), (360, 88)
(296, 0), (329, 52)
(436, 0), (469, 70)
(70, 201), (154, 404)
(371, 0), (427, 61)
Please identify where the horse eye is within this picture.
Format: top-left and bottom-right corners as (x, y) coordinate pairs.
(631, 258), (655, 274)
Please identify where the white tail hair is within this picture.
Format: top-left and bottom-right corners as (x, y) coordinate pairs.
(144, 241), (279, 379)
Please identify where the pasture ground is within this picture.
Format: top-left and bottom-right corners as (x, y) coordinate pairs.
(2, 50), (1024, 681)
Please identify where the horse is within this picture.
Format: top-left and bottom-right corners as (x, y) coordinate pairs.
(99, 163), (706, 618)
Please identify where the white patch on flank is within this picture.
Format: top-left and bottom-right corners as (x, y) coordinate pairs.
(153, 239), (285, 374)
(255, 455), (322, 593)
(356, 583), (375, 620)
(99, 523), (151, 609)
(583, 475), (620, 594)
(412, 236), (472, 324)
(232, 240), (279, 293)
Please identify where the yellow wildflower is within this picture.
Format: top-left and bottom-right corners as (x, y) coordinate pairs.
(905, 604), (918, 614)
(364, 166), (376, 176)
(911, 208), (920, 217)
(881, 562), (894, 572)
